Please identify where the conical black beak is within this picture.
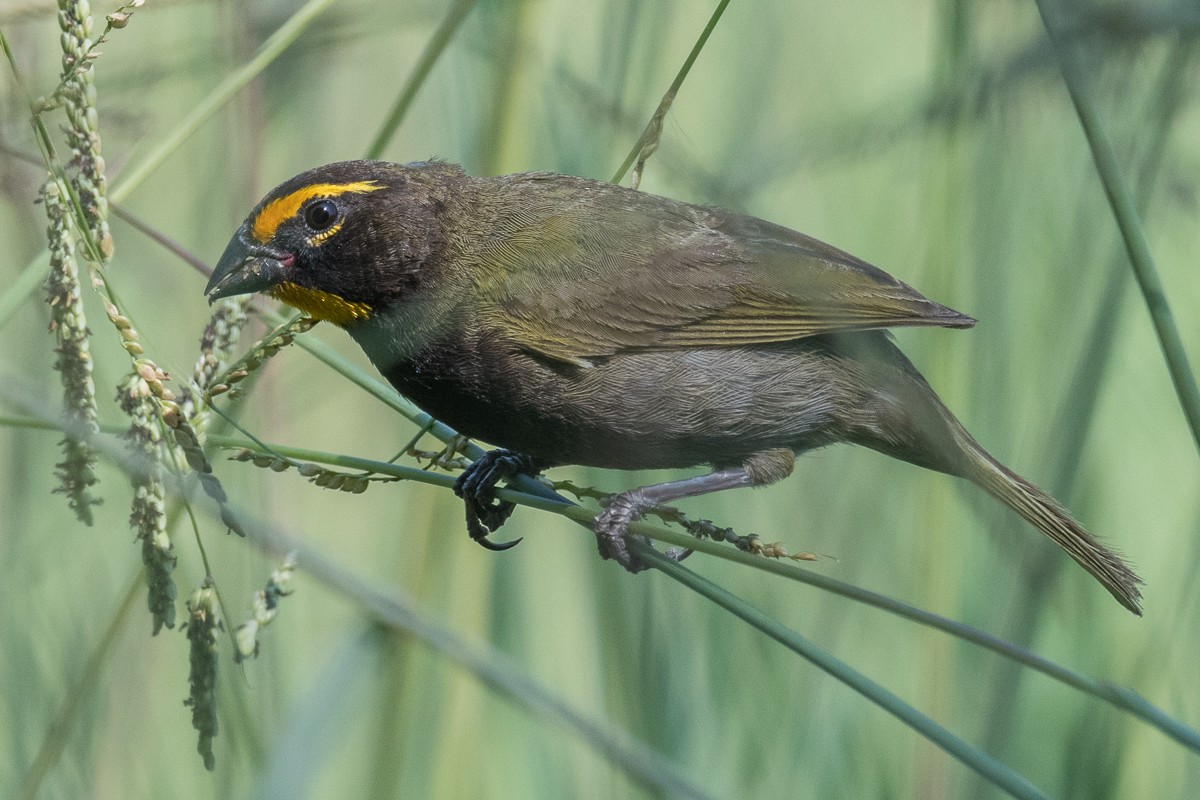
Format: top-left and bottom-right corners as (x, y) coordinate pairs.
(205, 225), (291, 302)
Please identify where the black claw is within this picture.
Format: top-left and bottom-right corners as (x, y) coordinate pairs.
(455, 449), (541, 553)
(477, 534), (524, 552)
(464, 497), (523, 550)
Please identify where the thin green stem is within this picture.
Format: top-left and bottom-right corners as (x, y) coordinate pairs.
(611, 0), (733, 185)
(641, 547), (1048, 800)
(0, 260), (50, 331)
(197, 435), (1200, 755)
(1035, 0), (1200, 455)
(0, 400), (712, 800)
(262, 544), (718, 800)
(6, 408), (1196, 755)
(17, 569), (143, 800)
(7, 382), (1200, 779)
(365, 0), (479, 160)
(110, 0), (336, 203)
(979, 37), (1195, 764)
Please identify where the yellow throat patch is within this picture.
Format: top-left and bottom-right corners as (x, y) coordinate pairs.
(269, 282), (372, 327)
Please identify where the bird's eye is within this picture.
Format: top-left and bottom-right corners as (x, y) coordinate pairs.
(305, 199), (338, 231)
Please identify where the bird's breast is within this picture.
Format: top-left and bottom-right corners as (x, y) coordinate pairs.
(355, 318), (854, 470)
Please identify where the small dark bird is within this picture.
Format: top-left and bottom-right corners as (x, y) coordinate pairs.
(206, 160), (1142, 614)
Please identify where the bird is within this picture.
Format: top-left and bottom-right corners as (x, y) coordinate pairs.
(205, 159), (1142, 614)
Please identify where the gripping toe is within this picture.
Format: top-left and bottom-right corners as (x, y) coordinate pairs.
(454, 450), (541, 551)
(594, 491), (653, 573)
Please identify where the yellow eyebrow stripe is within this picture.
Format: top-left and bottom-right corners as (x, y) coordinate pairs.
(250, 181), (383, 243)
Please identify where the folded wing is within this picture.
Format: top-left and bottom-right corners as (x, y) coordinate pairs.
(471, 181), (973, 364)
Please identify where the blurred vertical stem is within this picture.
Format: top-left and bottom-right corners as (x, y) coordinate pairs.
(366, 0), (478, 160)
(0, 261), (48, 328)
(109, 0), (336, 202)
(919, 3), (973, 794)
(17, 569), (142, 800)
(1035, 0), (1200, 455)
(237, 512), (716, 800)
(978, 37), (1194, 768)
(475, 0), (532, 174)
(367, 633), (410, 800)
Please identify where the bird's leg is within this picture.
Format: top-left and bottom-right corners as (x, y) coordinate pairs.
(453, 449), (543, 552)
(595, 449), (796, 573)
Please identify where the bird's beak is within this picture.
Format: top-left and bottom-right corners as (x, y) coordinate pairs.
(205, 225), (291, 302)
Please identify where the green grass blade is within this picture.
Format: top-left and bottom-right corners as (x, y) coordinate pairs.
(611, 0), (733, 185)
(0, 390), (716, 800)
(232, 509), (720, 800)
(365, 0), (479, 160)
(1035, 0), (1200, 455)
(0, 260), (48, 332)
(16, 570), (142, 800)
(640, 548), (1049, 800)
(195, 436), (1200, 755)
(110, 0), (337, 203)
(255, 627), (386, 800)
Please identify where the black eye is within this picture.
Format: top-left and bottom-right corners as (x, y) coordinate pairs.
(305, 199), (338, 231)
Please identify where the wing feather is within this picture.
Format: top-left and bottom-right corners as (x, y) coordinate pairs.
(467, 175), (973, 364)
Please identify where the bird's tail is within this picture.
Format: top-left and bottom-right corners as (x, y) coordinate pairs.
(948, 422), (1143, 615)
(838, 333), (1142, 614)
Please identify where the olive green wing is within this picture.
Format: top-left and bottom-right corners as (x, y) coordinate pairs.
(649, 212), (975, 349)
(472, 181), (973, 364)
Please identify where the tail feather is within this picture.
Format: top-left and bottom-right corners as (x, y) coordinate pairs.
(957, 432), (1143, 615)
(841, 333), (1142, 613)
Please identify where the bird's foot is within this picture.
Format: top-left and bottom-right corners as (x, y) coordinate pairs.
(595, 490), (692, 573)
(453, 450), (540, 552)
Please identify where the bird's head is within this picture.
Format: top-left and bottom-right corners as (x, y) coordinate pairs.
(206, 159), (464, 326)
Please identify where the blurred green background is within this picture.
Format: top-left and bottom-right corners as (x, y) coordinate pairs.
(2, 0), (1198, 797)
